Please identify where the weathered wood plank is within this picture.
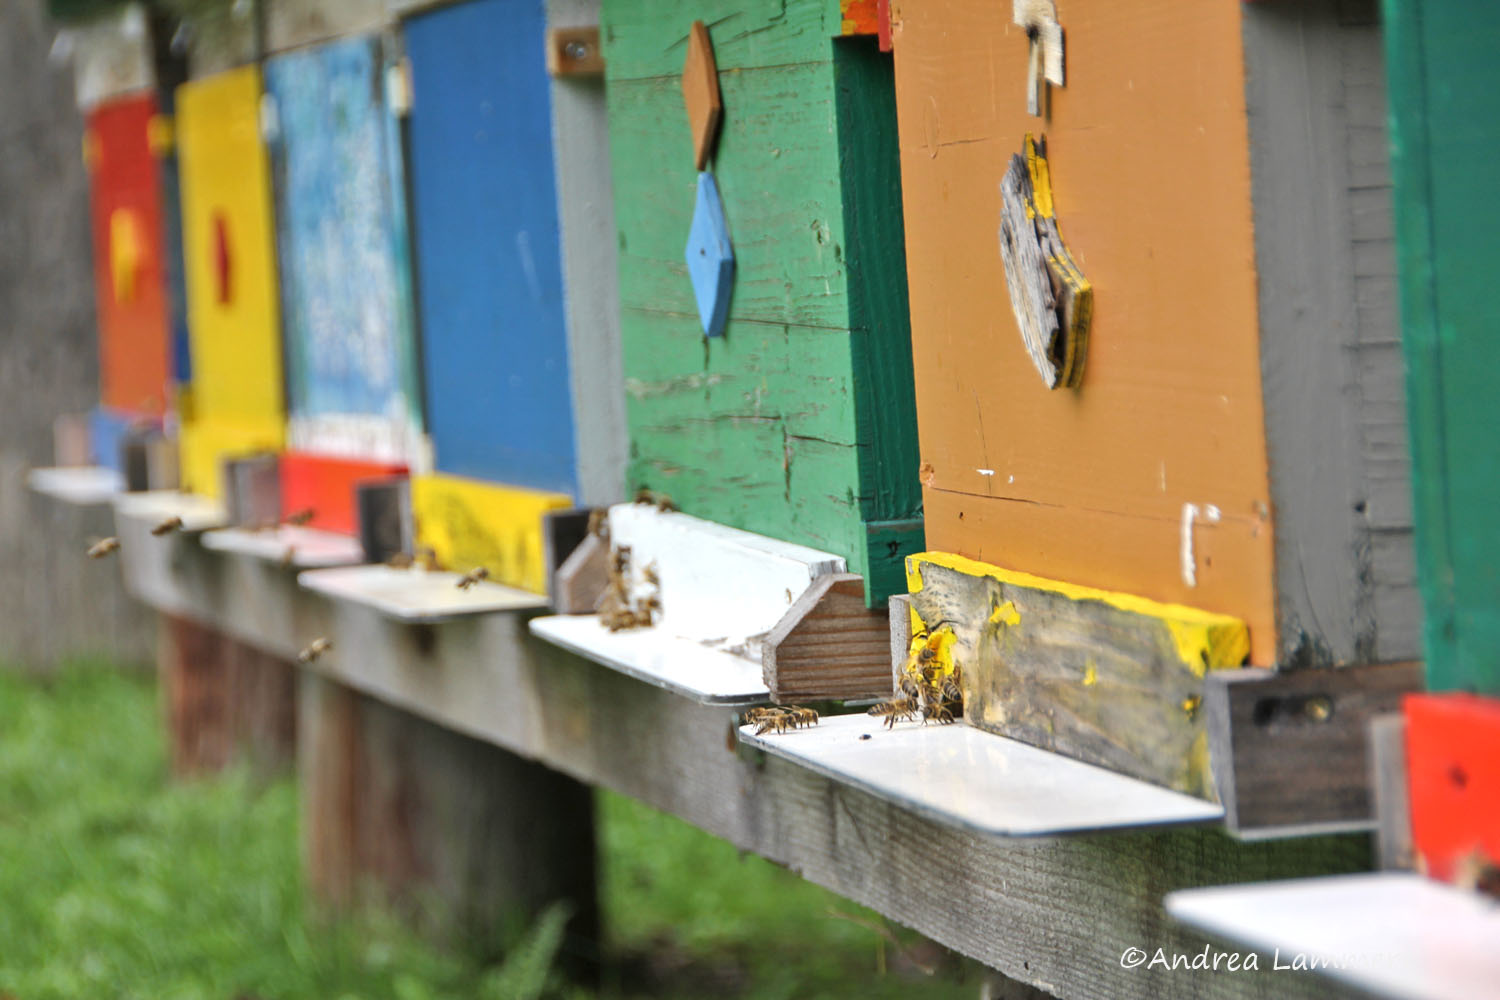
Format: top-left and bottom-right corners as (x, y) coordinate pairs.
(907, 552), (1249, 799)
(1369, 713), (1413, 871)
(1203, 662), (1424, 836)
(115, 517), (1375, 999)
(552, 530), (608, 614)
(762, 573), (890, 701)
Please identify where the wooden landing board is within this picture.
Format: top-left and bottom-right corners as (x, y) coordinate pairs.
(113, 490), (226, 534)
(26, 466), (123, 506)
(607, 502), (845, 646)
(298, 565), (547, 623)
(529, 613), (769, 705)
(740, 714), (1223, 837)
(1166, 873), (1500, 1000)
(201, 526), (365, 570)
(907, 551), (1249, 799)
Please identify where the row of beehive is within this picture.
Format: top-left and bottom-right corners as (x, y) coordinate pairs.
(74, 0), (1415, 673)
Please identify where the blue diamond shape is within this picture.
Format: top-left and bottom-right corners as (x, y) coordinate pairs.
(684, 172), (734, 337)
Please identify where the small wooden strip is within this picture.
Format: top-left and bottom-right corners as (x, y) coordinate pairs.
(888, 592), (913, 693)
(551, 522), (608, 614)
(543, 508), (596, 605)
(762, 574), (891, 701)
(355, 478), (412, 565)
(222, 453), (280, 528)
(907, 551), (1249, 799)
(1370, 713), (1414, 870)
(547, 26), (604, 77)
(53, 413), (91, 467)
(1204, 661), (1424, 835)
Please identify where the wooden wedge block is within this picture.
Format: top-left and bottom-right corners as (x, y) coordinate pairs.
(763, 573), (892, 702)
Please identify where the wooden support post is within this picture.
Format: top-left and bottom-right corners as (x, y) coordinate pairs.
(299, 672), (599, 975)
(1204, 661), (1423, 836)
(1369, 713), (1413, 870)
(158, 614), (296, 776)
(888, 591), (913, 692)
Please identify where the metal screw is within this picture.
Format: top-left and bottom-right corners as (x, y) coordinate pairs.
(565, 41), (590, 61)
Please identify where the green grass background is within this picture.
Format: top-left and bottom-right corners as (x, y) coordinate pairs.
(0, 666), (976, 999)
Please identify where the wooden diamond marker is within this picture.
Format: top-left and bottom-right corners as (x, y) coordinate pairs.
(681, 21), (722, 171)
(684, 172), (734, 337)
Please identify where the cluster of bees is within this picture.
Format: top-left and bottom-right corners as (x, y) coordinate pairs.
(868, 626), (964, 729)
(591, 499), (665, 632)
(744, 704), (820, 735)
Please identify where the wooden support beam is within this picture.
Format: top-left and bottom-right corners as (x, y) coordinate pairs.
(158, 614), (296, 777)
(299, 672), (599, 974)
(1204, 661), (1423, 836)
(762, 573), (890, 701)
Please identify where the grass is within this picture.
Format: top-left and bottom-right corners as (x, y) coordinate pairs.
(0, 666), (976, 999)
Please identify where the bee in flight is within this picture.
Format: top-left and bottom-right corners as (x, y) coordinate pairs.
(283, 507), (316, 527)
(456, 566), (490, 590)
(151, 515), (183, 536)
(867, 697), (918, 730)
(298, 637), (332, 663)
(87, 536), (121, 559)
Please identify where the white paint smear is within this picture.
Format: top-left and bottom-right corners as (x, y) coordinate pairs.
(1180, 502), (1221, 588)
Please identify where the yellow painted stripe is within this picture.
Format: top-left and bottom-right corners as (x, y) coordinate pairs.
(411, 474), (573, 594)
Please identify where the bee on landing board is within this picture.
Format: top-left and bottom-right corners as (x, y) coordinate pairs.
(298, 637), (332, 663)
(385, 551), (415, 570)
(87, 536), (120, 559)
(283, 507), (315, 527)
(456, 566), (490, 590)
(150, 515), (183, 536)
(745, 705), (820, 735)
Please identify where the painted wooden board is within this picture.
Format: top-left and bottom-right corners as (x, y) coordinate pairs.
(742, 714), (1224, 837)
(201, 526), (366, 569)
(529, 614), (769, 704)
(410, 474), (573, 594)
(279, 452), (407, 537)
(602, 2), (922, 601)
(84, 91), (171, 417)
(403, 0), (578, 496)
(175, 66), (285, 497)
(761, 573), (892, 702)
(62, 4), (152, 109)
(113, 489), (226, 533)
(906, 551), (1249, 799)
(264, 34), (422, 464)
(889, 0), (1414, 668)
(26, 466), (124, 506)
(607, 502), (845, 645)
(1386, 0), (1500, 693)
(1404, 693), (1500, 884)
(298, 565), (547, 623)
(1166, 873), (1500, 1000)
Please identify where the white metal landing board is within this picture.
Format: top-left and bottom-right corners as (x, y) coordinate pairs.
(27, 466), (123, 505)
(741, 713), (1225, 837)
(298, 565), (547, 622)
(1165, 873), (1500, 1000)
(202, 526), (365, 569)
(112, 489), (226, 533)
(529, 614), (770, 705)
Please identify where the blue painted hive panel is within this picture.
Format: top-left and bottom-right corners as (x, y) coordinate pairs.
(404, 0), (578, 496)
(265, 34), (423, 462)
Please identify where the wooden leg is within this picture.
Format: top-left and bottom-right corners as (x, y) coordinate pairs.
(298, 672), (599, 975)
(158, 614), (296, 777)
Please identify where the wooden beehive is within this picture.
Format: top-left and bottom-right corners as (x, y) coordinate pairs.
(175, 65), (286, 497)
(891, 0), (1413, 671)
(600, 0), (922, 604)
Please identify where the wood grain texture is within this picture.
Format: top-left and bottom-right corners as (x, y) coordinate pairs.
(1242, 0), (1417, 667)
(1384, 0), (1500, 693)
(158, 614), (296, 778)
(299, 672), (599, 968)
(604, 2), (919, 600)
(907, 553), (1248, 799)
(1203, 662), (1424, 836)
(893, 0), (1279, 662)
(762, 573), (890, 701)
(115, 521), (1376, 1000)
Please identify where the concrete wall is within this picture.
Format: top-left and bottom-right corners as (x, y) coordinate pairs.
(0, 0), (154, 670)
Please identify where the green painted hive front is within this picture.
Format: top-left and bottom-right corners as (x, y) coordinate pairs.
(601, 0), (922, 603)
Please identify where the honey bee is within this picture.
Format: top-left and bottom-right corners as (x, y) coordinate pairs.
(631, 487), (677, 513)
(642, 561), (660, 587)
(385, 551), (414, 569)
(283, 507), (315, 527)
(654, 494), (677, 513)
(298, 637), (332, 663)
(415, 546), (439, 571)
(456, 566), (490, 590)
(151, 515), (183, 536)
(868, 697), (918, 730)
(632, 487), (654, 505)
(788, 706), (819, 728)
(587, 507), (608, 538)
(743, 706), (780, 726)
(921, 701), (958, 725)
(279, 545), (297, 569)
(87, 536), (121, 559)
